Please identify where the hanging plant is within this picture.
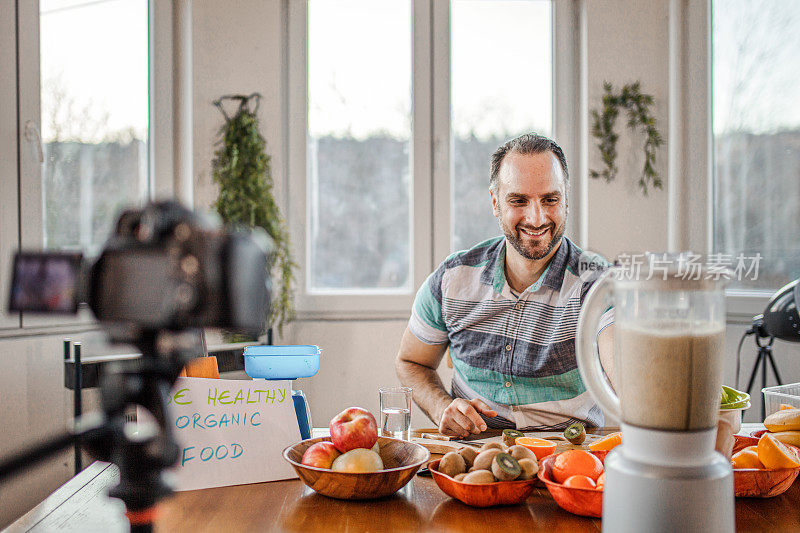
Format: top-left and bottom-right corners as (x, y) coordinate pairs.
(589, 81), (664, 195)
(211, 93), (296, 335)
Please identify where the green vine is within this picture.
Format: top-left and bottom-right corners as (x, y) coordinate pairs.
(211, 93), (296, 336)
(590, 81), (664, 195)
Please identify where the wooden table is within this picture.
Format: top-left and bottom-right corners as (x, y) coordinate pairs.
(8, 424), (798, 532)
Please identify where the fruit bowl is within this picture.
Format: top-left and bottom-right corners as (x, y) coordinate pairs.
(731, 435), (800, 498)
(428, 458), (538, 507)
(283, 436), (429, 500)
(537, 452), (604, 517)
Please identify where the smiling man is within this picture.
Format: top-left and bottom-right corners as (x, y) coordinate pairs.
(395, 133), (615, 437)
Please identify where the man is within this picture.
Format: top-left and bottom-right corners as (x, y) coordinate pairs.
(395, 133), (614, 438)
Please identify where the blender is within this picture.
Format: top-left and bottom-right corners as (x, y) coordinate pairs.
(576, 256), (734, 533)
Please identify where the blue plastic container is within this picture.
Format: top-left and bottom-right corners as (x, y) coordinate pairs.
(243, 345), (320, 380)
(243, 345), (320, 440)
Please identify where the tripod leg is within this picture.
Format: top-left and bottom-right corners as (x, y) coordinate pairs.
(766, 348), (784, 386)
(744, 349), (763, 397)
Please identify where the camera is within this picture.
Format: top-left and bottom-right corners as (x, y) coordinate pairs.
(2, 202), (274, 530)
(9, 201), (272, 338)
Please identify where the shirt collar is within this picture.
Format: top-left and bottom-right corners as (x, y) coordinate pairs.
(490, 236), (571, 295)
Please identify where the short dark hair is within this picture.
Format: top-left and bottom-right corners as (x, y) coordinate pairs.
(489, 133), (569, 193)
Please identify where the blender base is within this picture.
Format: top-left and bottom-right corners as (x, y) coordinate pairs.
(602, 446), (734, 533)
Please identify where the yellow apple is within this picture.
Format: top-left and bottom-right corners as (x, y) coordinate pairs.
(330, 448), (383, 473)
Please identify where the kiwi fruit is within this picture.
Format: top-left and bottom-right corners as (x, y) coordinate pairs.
(472, 448), (503, 471)
(458, 446), (479, 468)
(508, 444), (536, 462)
(462, 470), (496, 484)
(564, 422), (586, 445)
(491, 453), (522, 481)
(438, 451), (466, 478)
(517, 458), (539, 480)
(454, 473), (468, 481)
(502, 429), (525, 447)
(479, 441), (504, 453)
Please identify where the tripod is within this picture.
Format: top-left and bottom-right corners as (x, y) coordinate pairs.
(0, 330), (192, 533)
(744, 334), (783, 420)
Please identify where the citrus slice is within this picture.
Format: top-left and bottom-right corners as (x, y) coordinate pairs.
(731, 447), (764, 469)
(757, 432), (800, 469)
(588, 431), (622, 452)
(515, 437), (557, 460)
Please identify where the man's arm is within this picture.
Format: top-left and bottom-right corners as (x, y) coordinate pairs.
(395, 327), (496, 437)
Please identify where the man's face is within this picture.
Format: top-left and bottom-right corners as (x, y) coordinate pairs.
(491, 151), (568, 261)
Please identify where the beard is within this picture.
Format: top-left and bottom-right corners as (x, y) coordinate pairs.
(500, 218), (566, 261)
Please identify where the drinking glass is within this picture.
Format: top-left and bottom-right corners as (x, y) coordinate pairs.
(379, 386), (412, 440)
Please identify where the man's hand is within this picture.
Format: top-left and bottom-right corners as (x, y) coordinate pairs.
(438, 398), (497, 438)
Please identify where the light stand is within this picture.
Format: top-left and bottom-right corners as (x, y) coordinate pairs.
(742, 278), (800, 419)
(744, 330), (783, 419)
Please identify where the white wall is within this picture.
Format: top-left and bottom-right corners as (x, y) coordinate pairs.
(585, 1), (671, 257)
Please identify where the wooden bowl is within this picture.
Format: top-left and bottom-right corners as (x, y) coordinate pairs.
(732, 435), (800, 498)
(537, 452), (604, 517)
(428, 459), (538, 507)
(282, 436), (429, 500)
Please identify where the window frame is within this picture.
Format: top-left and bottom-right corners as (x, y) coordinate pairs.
(287, 0), (577, 319)
(0, 3), (20, 330)
(10, 0), (174, 332)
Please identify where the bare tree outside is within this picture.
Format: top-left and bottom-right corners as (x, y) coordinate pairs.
(713, 0), (800, 290)
(39, 0), (149, 255)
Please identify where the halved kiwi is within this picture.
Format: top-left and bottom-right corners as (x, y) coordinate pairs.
(491, 452), (522, 481)
(502, 429), (525, 447)
(564, 422), (586, 445)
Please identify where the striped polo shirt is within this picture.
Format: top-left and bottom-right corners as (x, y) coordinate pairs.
(408, 235), (613, 430)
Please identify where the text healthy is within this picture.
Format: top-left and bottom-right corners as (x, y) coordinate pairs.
(167, 385), (289, 467)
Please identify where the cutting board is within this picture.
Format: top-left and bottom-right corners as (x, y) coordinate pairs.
(411, 428), (612, 455)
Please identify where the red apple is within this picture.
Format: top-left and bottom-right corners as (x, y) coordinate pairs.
(301, 441), (341, 469)
(329, 407), (378, 453)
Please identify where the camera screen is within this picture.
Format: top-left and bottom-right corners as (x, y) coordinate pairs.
(8, 252), (82, 313)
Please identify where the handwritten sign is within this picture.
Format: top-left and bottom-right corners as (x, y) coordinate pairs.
(154, 377), (301, 491)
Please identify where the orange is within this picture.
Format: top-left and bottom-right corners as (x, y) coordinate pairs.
(563, 474), (596, 489)
(780, 404), (798, 411)
(596, 472), (606, 490)
(757, 432), (800, 469)
(588, 432), (622, 452)
(731, 447), (765, 469)
(515, 437), (557, 460)
(552, 450), (604, 483)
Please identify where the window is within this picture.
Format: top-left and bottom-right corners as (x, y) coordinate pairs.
(291, 0), (560, 315)
(12, 0), (170, 329)
(451, 0), (552, 251)
(307, 0), (412, 292)
(40, 0), (150, 255)
(712, 0), (800, 291)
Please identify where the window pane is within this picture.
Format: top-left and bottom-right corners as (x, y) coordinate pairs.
(308, 0), (411, 292)
(40, 0), (149, 254)
(451, 0), (552, 252)
(712, 0), (800, 290)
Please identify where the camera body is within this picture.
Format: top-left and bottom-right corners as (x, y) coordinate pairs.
(10, 201), (272, 337)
